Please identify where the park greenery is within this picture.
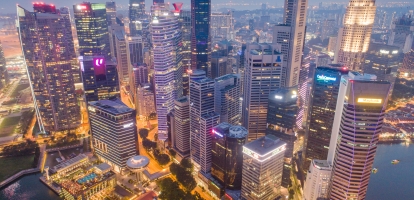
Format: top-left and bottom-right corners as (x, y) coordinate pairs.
(1, 139), (38, 157)
(0, 154), (35, 182)
(153, 148), (170, 165)
(139, 128), (170, 165)
(157, 177), (204, 200)
(46, 132), (80, 148)
(138, 128), (149, 139)
(169, 158), (197, 191)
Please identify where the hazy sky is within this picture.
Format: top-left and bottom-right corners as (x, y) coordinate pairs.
(0, 0), (395, 14)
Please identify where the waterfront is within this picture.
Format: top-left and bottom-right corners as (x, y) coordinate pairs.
(0, 173), (59, 200)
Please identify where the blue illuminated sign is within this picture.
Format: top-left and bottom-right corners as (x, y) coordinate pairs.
(316, 74), (337, 82)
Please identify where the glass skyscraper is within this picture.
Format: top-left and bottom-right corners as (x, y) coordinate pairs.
(129, 0), (145, 36)
(191, 0), (211, 76)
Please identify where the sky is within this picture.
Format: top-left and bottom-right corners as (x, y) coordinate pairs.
(0, 0), (396, 14)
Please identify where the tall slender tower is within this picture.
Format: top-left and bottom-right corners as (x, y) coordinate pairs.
(334, 0), (376, 70)
(17, 4), (80, 133)
(129, 0), (145, 36)
(0, 40), (8, 89)
(327, 72), (390, 199)
(191, 0), (211, 76)
(151, 3), (183, 142)
(73, 3), (111, 58)
(273, 0), (308, 87)
(105, 1), (116, 25)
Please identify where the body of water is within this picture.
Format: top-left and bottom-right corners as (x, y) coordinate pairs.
(0, 173), (60, 200)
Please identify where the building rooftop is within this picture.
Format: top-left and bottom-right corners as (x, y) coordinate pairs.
(243, 135), (286, 157)
(215, 73), (239, 82)
(312, 159), (332, 170)
(269, 87), (297, 104)
(50, 154), (88, 174)
(175, 96), (189, 103)
(126, 155), (150, 170)
(95, 163), (112, 173)
(89, 99), (134, 115)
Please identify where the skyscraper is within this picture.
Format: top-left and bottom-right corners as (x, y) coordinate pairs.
(17, 4), (80, 133)
(191, 0), (211, 76)
(241, 135), (286, 200)
(172, 96), (191, 160)
(129, 0), (145, 36)
(242, 43), (283, 140)
(105, 1), (116, 25)
(210, 123), (247, 196)
(189, 70), (216, 173)
(303, 160), (332, 200)
(266, 87), (298, 188)
(136, 83), (155, 119)
(151, 3), (183, 143)
(388, 15), (414, 53)
(79, 56), (119, 102)
(111, 28), (130, 84)
(327, 72), (390, 199)
(178, 9), (191, 96)
(89, 99), (138, 173)
(334, 0), (376, 70)
(214, 74), (241, 125)
(0, 41), (8, 89)
(211, 12), (233, 41)
(128, 36), (144, 65)
(272, 0), (308, 87)
(73, 3), (111, 58)
(303, 65), (349, 173)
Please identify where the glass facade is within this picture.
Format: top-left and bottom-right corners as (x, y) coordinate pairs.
(129, 0), (145, 36)
(191, 0), (211, 76)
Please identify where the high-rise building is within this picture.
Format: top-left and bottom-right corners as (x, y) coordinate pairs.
(214, 74), (241, 125)
(334, 0), (376, 70)
(303, 65), (349, 172)
(241, 135), (286, 200)
(128, 36), (144, 65)
(327, 36), (337, 53)
(111, 28), (130, 84)
(151, 3), (183, 143)
(316, 54), (332, 67)
(273, 0), (308, 87)
(364, 43), (402, 97)
(132, 63), (148, 87)
(327, 72), (390, 200)
(210, 123), (247, 197)
(211, 12), (233, 41)
(89, 99), (138, 173)
(197, 112), (220, 174)
(79, 56), (119, 102)
(211, 55), (233, 79)
(266, 87), (298, 188)
(129, 0), (145, 36)
(17, 4), (80, 133)
(242, 43), (283, 140)
(73, 3), (111, 58)
(400, 44), (414, 79)
(189, 70), (216, 173)
(172, 96), (191, 160)
(321, 19), (336, 41)
(178, 9), (191, 96)
(0, 41), (8, 89)
(388, 15), (414, 53)
(191, 0), (211, 76)
(303, 160), (332, 200)
(136, 83), (155, 119)
(105, 1), (116, 25)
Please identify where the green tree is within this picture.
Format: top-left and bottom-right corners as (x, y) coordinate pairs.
(157, 178), (186, 200)
(142, 139), (157, 150)
(289, 189), (295, 199)
(180, 158), (194, 172)
(138, 128), (149, 139)
(156, 153), (170, 165)
(169, 149), (176, 157)
(154, 133), (158, 141)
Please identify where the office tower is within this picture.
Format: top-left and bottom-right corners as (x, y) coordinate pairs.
(129, 0), (145, 36)
(17, 4), (80, 133)
(327, 72), (391, 200)
(128, 36), (144, 65)
(214, 74), (241, 125)
(364, 43), (402, 97)
(197, 112), (220, 174)
(89, 99), (137, 173)
(151, 3), (183, 142)
(211, 12), (233, 40)
(296, 57), (311, 128)
(303, 65), (349, 172)
(79, 56), (119, 102)
(248, 19), (254, 31)
(242, 43), (283, 140)
(388, 15), (414, 53)
(273, 0), (308, 87)
(327, 36), (337, 53)
(334, 0), (376, 70)
(0, 41), (8, 89)
(111, 28), (130, 84)
(179, 9), (191, 96)
(191, 0), (211, 76)
(241, 135), (286, 200)
(321, 19), (336, 41)
(266, 87), (298, 188)
(136, 83), (155, 119)
(106, 1), (116, 25)
(172, 96), (191, 160)
(132, 63), (148, 86)
(73, 3), (111, 58)
(189, 70), (216, 172)
(316, 54), (332, 67)
(210, 123), (248, 196)
(401, 45), (414, 79)
(303, 160), (332, 200)
(211, 55), (232, 79)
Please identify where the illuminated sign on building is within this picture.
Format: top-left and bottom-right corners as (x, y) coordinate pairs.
(392, 50), (398, 54)
(275, 95), (283, 100)
(212, 129), (223, 137)
(357, 98), (382, 104)
(88, 106), (96, 112)
(380, 49), (389, 54)
(77, 5), (88, 10)
(123, 122), (134, 128)
(317, 74), (337, 82)
(242, 145), (286, 162)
